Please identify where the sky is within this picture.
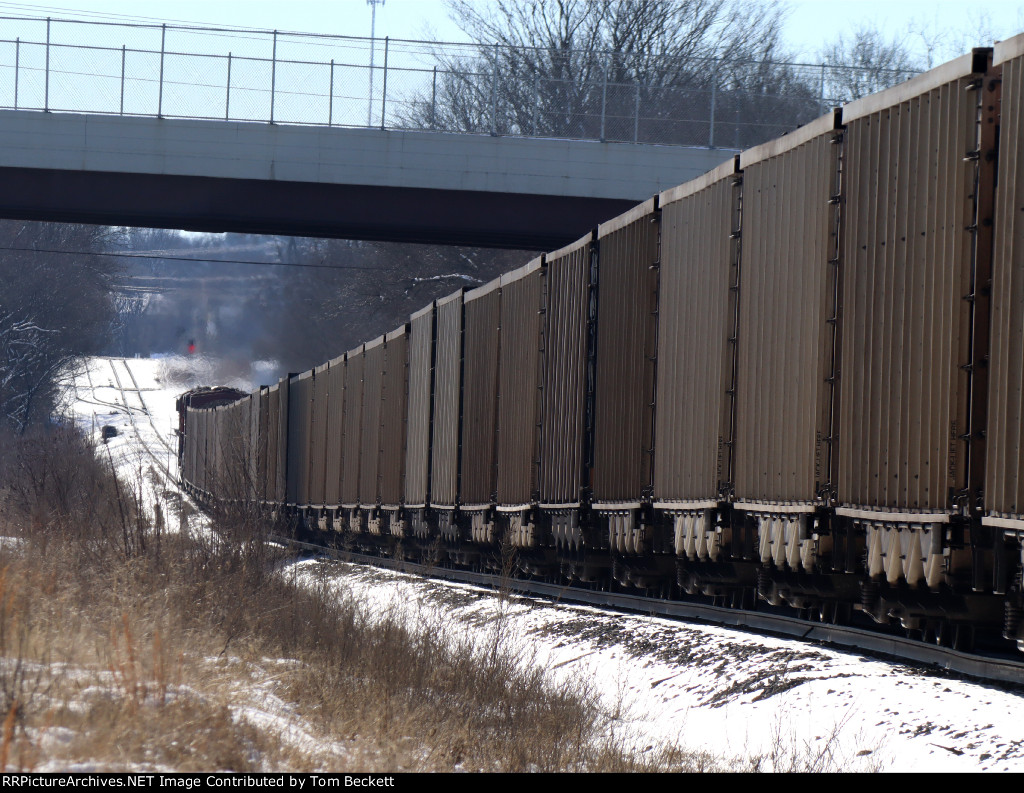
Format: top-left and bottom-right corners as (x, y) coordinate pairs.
(0, 0), (1022, 63)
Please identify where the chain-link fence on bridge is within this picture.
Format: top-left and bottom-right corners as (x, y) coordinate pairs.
(0, 16), (919, 150)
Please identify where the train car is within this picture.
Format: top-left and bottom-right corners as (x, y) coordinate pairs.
(308, 361), (331, 516)
(652, 157), (742, 596)
(359, 336), (385, 535)
(835, 50), (999, 640)
(495, 258), (546, 553)
(461, 277), (502, 549)
(286, 370), (314, 509)
(340, 345), (364, 531)
(322, 353), (346, 531)
(591, 199), (660, 559)
(986, 33), (1024, 648)
(430, 290), (464, 543)
(175, 386), (246, 490)
(540, 231), (596, 576)
(380, 324), (410, 537)
(732, 110), (842, 597)
(175, 37), (1024, 654)
(264, 377), (289, 506)
(404, 302), (436, 542)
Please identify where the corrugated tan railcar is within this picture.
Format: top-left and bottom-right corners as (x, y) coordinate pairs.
(733, 110), (841, 575)
(286, 369), (314, 508)
(591, 199), (660, 555)
(495, 258), (546, 549)
(340, 345), (364, 529)
(984, 33), (1024, 646)
(322, 353), (346, 530)
(461, 277), (502, 544)
(429, 290), (464, 541)
(404, 302), (436, 539)
(653, 157), (741, 568)
(540, 232), (594, 559)
(256, 387), (270, 502)
(307, 361), (331, 515)
(837, 51), (996, 603)
(359, 336), (385, 533)
(272, 375), (290, 505)
(379, 325), (410, 536)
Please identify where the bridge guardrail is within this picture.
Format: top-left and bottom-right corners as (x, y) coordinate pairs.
(0, 15), (918, 149)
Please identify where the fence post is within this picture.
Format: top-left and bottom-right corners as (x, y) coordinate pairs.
(633, 81), (640, 142)
(158, 23), (166, 118)
(600, 57), (609, 142)
(708, 62), (717, 148)
(430, 66), (437, 130)
(270, 30), (277, 124)
(819, 63), (826, 114)
(490, 43), (498, 136)
(380, 36), (388, 130)
(13, 37), (18, 110)
(120, 45), (126, 115)
(532, 74), (539, 135)
(44, 18), (49, 112)
(329, 59), (334, 126)
(226, 52), (232, 120)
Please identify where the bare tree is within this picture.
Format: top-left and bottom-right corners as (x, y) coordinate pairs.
(0, 222), (124, 434)
(397, 0), (822, 148)
(820, 26), (922, 103)
(254, 239), (531, 375)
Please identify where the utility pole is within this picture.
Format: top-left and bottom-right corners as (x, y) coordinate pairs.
(367, 0), (385, 127)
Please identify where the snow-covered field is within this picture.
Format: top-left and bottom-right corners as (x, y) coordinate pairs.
(70, 357), (1024, 772)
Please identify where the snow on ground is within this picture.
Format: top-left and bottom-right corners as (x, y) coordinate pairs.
(71, 357), (1024, 772)
(66, 356), (183, 527)
(289, 559), (1024, 772)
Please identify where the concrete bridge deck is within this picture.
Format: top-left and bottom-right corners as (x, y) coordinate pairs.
(0, 110), (734, 249)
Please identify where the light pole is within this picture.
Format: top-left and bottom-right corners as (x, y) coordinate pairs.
(367, 0), (385, 127)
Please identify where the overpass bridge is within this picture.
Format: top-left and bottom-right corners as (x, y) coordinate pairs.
(0, 16), (859, 249)
(0, 109), (734, 250)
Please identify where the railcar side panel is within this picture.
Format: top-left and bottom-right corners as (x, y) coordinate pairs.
(286, 370), (314, 506)
(246, 394), (259, 499)
(461, 279), (502, 508)
(496, 259), (545, 506)
(266, 384), (281, 502)
(255, 389), (269, 500)
(184, 405), (197, 490)
(538, 233), (592, 507)
(654, 158), (740, 505)
(405, 304), (435, 508)
(341, 347), (364, 507)
(839, 53), (990, 513)
(987, 38), (1024, 523)
(275, 376), (289, 504)
(360, 338), (385, 508)
(735, 113), (840, 506)
(323, 355), (346, 507)
(430, 290), (464, 508)
(380, 326), (410, 508)
(212, 406), (225, 500)
(307, 363), (330, 508)
(592, 199), (660, 505)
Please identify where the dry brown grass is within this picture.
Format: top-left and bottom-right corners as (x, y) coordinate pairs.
(0, 427), (737, 772)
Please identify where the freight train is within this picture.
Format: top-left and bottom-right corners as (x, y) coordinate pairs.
(178, 37), (1024, 653)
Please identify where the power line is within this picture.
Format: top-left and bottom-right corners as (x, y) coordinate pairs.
(0, 245), (407, 271)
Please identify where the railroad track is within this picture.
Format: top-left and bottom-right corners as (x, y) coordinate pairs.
(96, 357), (177, 485)
(270, 532), (1024, 689)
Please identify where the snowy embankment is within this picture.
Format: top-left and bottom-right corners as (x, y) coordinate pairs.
(73, 357), (1024, 772)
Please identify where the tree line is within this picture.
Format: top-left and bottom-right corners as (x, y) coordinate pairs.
(396, 0), (988, 148)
